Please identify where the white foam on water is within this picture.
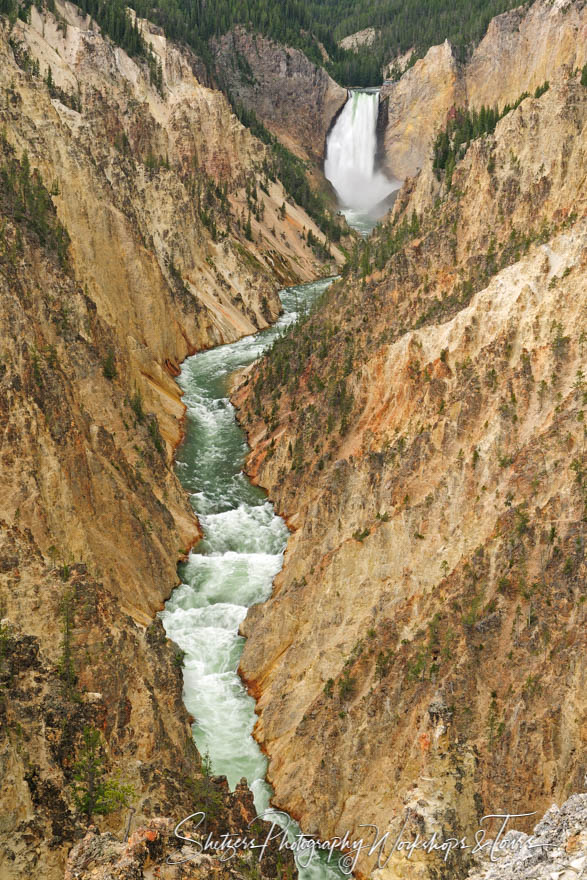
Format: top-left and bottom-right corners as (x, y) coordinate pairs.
(325, 89), (401, 233)
(161, 278), (347, 879)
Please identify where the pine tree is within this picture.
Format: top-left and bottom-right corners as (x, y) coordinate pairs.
(72, 727), (134, 822)
(188, 751), (223, 833)
(59, 589), (77, 698)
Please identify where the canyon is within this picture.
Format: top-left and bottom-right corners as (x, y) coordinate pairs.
(234, 13), (587, 880)
(0, 1), (340, 877)
(0, 0), (345, 622)
(0, 0), (585, 878)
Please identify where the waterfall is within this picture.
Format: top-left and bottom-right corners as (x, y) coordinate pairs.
(325, 89), (399, 221)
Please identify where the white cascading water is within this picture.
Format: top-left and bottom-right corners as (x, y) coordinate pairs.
(159, 94), (401, 880)
(325, 89), (399, 228)
(161, 279), (344, 880)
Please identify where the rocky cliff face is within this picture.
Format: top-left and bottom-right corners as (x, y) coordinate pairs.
(338, 27), (378, 51)
(466, 794), (587, 880)
(380, 0), (587, 179)
(212, 26), (348, 161)
(234, 66), (587, 880)
(0, 1), (335, 876)
(0, 519), (295, 880)
(1, 0), (341, 621)
(380, 39), (465, 178)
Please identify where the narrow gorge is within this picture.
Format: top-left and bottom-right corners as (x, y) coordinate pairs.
(0, 0), (585, 879)
(162, 277), (345, 880)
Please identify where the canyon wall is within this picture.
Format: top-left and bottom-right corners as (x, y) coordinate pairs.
(235, 66), (587, 880)
(212, 26), (348, 161)
(0, 2), (334, 876)
(380, 0), (587, 179)
(1, 0), (341, 622)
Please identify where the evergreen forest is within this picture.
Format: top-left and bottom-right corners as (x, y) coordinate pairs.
(1, 0), (528, 86)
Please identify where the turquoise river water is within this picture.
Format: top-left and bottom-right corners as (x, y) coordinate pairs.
(161, 278), (346, 879)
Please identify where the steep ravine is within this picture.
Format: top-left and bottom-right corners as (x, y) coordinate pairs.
(161, 277), (348, 880)
(0, 2), (341, 878)
(0, 0), (343, 621)
(233, 66), (587, 880)
(1, 2), (585, 879)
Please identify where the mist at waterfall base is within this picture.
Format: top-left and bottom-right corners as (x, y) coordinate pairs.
(325, 89), (400, 235)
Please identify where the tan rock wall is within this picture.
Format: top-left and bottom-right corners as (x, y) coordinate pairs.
(0, 2), (338, 619)
(234, 76), (587, 880)
(380, 0), (587, 179)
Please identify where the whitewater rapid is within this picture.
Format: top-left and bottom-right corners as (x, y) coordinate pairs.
(161, 279), (343, 879)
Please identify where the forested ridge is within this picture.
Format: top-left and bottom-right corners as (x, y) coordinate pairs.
(139, 0), (527, 85)
(1, 0), (527, 86)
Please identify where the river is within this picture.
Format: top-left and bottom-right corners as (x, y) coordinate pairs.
(161, 278), (345, 879)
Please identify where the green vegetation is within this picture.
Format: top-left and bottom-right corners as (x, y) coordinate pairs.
(72, 0), (145, 57)
(186, 752), (223, 832)
(581, 64), (587, 88)
(0, 143), (70, 268)
(322, 0), (525, 83)
(147, 415), (165, 457)
(9, 40), (83, 112)
(375, 649), (392, 679)
(130, 389), (145, 423)
(0, 0), (32, 22)
(433, 83), (549, 185)
(353, 527), (370, 542)
(0, 0), (529, 253)
(230, 102), (343, 243)
(352, 210), (420, 275)
(338, 667), (355, 699)
(102, 349), (117, 380)
(72, 727), (134, 821)
(59, 588), (77, 699)
(0, 0), (525, 88)
(85, 0), (525, 87)
(1, 0), (144, 56)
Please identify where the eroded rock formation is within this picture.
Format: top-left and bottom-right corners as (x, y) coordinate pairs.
(212, 26), (347, 161)
(380, 0), (587, 179)
(234, 64), (587, 880)
(0, 0), (342, 620)
(0, 1), (334, 876)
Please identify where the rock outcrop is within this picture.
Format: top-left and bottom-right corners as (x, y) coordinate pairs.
(380, 39), (465, 178)
(64, 806), (292, 880)
(233, 65), (587, 880)
(380, 0), (587, 179)
(339, 27), (378, 51)
(0, 1), (336, 877)
(466, 794), (587, 880)
(0, 0), (342, 621)
(212, 26), (348, 161)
